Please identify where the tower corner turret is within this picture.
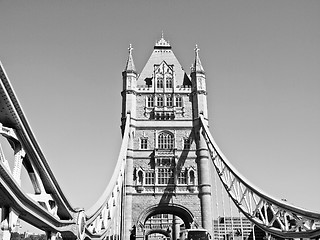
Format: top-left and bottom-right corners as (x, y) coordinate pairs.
(121, 44), (137, 132)
(191, 44), (208, 120)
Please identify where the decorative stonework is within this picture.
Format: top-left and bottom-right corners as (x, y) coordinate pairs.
(122, 35), (212, 239)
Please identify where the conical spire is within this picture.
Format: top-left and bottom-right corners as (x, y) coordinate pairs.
(124, 44), (136, 73)
(193, 44), (205, 73)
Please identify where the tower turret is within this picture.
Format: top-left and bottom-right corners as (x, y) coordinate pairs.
(191, 45), (208, 120)
(121, 44), (137, 132)
(190, 45), (212, 234)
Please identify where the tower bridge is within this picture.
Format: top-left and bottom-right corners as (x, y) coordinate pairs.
(0, 36), (320, 240)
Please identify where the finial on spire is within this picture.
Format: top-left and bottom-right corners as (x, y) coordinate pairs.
(161, 30), (164, 39)
(194, 44), (205, 73)
(195, 44), (200, 54)
(124, 43), (136, 73)
(128, 44), (133, 55)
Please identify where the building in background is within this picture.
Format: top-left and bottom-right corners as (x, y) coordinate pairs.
(213, 217), (253, 240)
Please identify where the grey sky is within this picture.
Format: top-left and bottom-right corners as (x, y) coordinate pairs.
(0, 0), (319, 226)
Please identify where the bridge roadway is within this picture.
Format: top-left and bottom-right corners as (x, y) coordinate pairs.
(1, 62), (320, 240)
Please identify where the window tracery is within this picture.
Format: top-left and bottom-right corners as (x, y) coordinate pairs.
(140, 138), (148, 149)
(158, 132), (174, 149)
(147, 96), (154, 107)
(176, 96), (182, 107)
(145, 171), (155, 185)
(157, 77), (163, 88)
(157, 168), (174, 185)
(166, 96), (173, 107)
(157, 96), (164, 107)
(178, 170), (187, 184)
(166, 77), (173, 88)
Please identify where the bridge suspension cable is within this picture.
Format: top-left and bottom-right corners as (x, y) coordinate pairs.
(84, 113), (131, 240)
(228, 193), (235, 240)
(200, 115), (320, 239)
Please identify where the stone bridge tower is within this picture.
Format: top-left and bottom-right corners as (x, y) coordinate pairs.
(121, 36), (212, 240)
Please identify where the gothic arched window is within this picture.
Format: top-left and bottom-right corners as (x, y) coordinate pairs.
(158, 132), (174, 149)
(137, 170), (143, 186)
(189, 169), (195, 185)
(157, 77), (164, 88)
(166, 77), (173, 88)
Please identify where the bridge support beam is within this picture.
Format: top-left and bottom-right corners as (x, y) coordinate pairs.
(0, 207), (19, 240)
(172, 215), (180, 240)
(196, 128), (213, 236)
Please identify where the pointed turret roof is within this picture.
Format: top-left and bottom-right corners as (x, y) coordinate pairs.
(137, 35), (191, 86)
(192, 44), (205, 74)
(124, 44), (136, 73)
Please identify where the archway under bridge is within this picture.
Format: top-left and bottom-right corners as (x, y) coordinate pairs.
(135, 204), (200, 240)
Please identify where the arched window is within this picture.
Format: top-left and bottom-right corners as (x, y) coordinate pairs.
(157, 77), (163, 88)
(189, 170), (195, 185)
(166, 77), (173, 88)
(137, 170), (143, 186)
(158, 132), (174, 149)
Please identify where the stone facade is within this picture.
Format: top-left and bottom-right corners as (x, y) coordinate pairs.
(121, 36), (212, 240)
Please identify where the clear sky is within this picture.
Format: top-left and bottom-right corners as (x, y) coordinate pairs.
(0, 0), (319, 230)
